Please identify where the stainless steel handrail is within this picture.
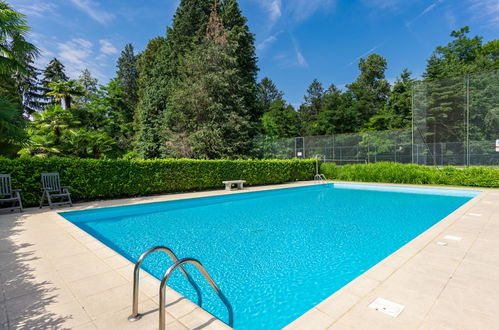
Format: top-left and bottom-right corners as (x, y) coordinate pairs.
(128, 246), (202, 322)
(159, 258), (234, 330)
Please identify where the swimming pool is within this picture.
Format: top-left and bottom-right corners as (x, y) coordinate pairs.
(60, 184), (478, 329)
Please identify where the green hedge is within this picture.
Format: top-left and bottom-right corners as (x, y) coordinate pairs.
(321, 162), (499, 188)
(0, 158), (315, 207)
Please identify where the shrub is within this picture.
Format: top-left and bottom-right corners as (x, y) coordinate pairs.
(0, 158), (315, 207)
(321, 162), (499, 188)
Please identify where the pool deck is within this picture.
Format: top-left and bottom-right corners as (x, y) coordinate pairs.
(0, 181), (498, 329)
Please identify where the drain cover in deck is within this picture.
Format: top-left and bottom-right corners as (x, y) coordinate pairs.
(368, 297), (405, 317)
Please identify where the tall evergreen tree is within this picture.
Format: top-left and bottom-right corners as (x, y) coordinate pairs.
(162, 3), (254, 158)
(135, 0), (259, 158)
(257, 77), (284, 112)
(116, 44), (139, 109)
(298, 79), (325, 136)
(41, 58), (69, 106)
(76, 69), (98, 104)
(41, 58), (69, 86)
(135, 37), (167, 158)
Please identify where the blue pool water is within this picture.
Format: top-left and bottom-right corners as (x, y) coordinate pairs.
(60, 184), (477, 329)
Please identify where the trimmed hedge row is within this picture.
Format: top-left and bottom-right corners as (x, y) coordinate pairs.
(321, 162), (499, 188)
(0, 158), (315, 207)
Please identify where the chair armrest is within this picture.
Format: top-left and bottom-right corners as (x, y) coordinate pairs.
(62, 186), (71, 193)
(12, 189), (22, 192)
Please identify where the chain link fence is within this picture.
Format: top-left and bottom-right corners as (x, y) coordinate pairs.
(256, 70), (499, 166)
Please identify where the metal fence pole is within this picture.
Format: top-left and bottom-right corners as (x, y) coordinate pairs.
(466, 74), (470, 167)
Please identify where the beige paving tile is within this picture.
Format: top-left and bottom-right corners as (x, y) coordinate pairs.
(316, 290), (361, 320)
(78, 283), (149, 320)
(68, 269), (128, 298)
(284, 308), (335, 330)
(104, 253), (133, 269)
(92, 298), (167, 330)
(179, 308), (230, 330)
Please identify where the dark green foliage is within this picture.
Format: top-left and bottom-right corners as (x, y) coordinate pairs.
(257, 77), (284, 113)
(41, 58), (68, 85)
(298, 79), (325, 136)
(41, 58), (69, 106)
(135, 37), (167, 158)
(321, 162), (499, 188)
(76, 69), (98, 104)
(162, 6), (254, 159)
(116, 44), (139, 109)
(0, 158), (315, 206)
(424, 27), (498, 80)
(135, 0), (259, 159)
(261, 100), (300, 138)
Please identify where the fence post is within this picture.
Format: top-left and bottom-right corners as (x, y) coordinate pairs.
(465, 74), (470, 167)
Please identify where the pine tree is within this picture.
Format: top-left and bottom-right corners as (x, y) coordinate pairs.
(77, 69), (98, 104)
(42, 58), (69, 86)
(162, 3), (254, 158)
(116, 44), (139, 110)
(135, 37), (167, 158)
(299, 79), (325, 135)
(257, 77), (284, 112)
(42, 58), (69, 106)
(135, 0), (259, 158)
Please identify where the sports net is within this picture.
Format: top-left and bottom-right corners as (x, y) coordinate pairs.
(256, 70), (499, 166)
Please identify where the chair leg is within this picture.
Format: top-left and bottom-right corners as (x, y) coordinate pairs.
(39, 191), (45, 209)
(17, 193), (23, 213)
(47, 194), (53, 209)
(68, 194), (73, 207)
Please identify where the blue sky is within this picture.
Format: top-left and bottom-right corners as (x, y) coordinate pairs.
(11, 0), (499, 106)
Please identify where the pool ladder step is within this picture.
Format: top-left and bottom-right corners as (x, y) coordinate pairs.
(314, 173), (327, 183)
(128, 246), (233, 329)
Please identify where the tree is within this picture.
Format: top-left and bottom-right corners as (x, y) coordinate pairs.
(162, 3), (254, 159)
(41, 58), (69, 106)
(219, 0), (259, 121)
(46, 80), (85, 109)
(345, 53), (391, 130)
(298, 79), (325, 136)
(261, 100), (300, 138)
(0, 1), (39, 75)
(41, 58), (68, 86)
(76, 68), (98, 104)
(135, 37), (167, 158)
(257, 77), (284, 112)
(135, 0), (259, 158)
(424, 26), (498, 80)
(0, 1), (38, 154)
(116, 44), (139, 109)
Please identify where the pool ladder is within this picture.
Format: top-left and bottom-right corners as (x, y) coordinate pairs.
(314, 173), (327, 183)
(128, 246), (234, 329)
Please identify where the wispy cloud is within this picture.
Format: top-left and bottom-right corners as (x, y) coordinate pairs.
(256, 0), (281, 28)
(256, 32), (281, 51)
(468, 0), (499, 28)
(69, 0), (114, 24)
(18, 1), (58, 17)
(286, 0), (336, 22)
(99, 40), (118, 55)
(273, 35), (308, 68)
(347, 44), (383, 67)
(406, 0), (444, 28)
(55, 38), (113, 81)
(296, 51), (308, 67)
(363, 0), (401, 9)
